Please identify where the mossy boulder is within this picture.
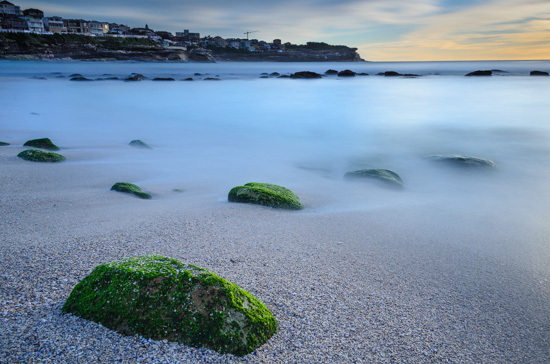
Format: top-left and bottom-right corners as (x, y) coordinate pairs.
(344, 169), (404, 189)
(0, 141), (9, 146)
(62, 255), (277, 356)
(17, 149), (65, 163)
(111, 182), (152, 199)
(228, 182), (304, 210)
(128, 140), (152, 149)
(428, 155), (496, 168)
(23, 137), (60, 151)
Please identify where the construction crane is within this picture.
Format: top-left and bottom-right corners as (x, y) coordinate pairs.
(244, 30), (259, 40)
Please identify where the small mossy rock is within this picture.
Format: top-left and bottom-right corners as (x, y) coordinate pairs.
(17, 149), (65, 163)
(228, 182), (304, 210)
(62, 255), (277, 356)
(344, 169), (404, 189)
(23, 137), (60, 151)
(0, 141), (9, 146)
(129, 140), (152, 149)
(111, 182), (152, 199)
(428, 155), (497, 168)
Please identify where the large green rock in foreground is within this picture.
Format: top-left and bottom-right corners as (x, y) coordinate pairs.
(23, 138), (60, 151)
(17, 149), (66, 162)
(228, 182), (304, 210)
(62, 255), (277, 356)
(111, 182), (152, 199)
(344, 169), (404, 189)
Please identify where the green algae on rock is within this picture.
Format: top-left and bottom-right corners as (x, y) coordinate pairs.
(23, 138), (60, 151)
(228, 182), (304, 210)
(428, 155), (497, 168)
(110, 182), (152, 199)
(17, 149), (66, 162)
(62, 255), (277, 356)
(0, 141), (9, 146)
(344, 169), (404, 189)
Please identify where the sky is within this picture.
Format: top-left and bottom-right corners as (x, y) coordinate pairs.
(21, 0), (550, 61)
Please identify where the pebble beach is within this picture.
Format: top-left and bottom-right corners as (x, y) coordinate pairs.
(1, 142), (549, 364)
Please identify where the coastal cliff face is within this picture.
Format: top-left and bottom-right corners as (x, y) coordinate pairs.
(0, 34), (363, 62)
(0, 33), (190, 61)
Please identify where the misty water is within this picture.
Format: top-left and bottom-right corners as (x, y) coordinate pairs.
(1, 60), (549, 281)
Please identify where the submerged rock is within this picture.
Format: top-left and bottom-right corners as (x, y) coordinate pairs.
(380, 71), (402, 76)
(228, 182), (304, 210)
(70, 76), (92, 81)
(129, 139), (152, 149)
(289, 71), (322, 79)
(344, 169), (404, 189)
(23, 137), (60, 151)
(338, 70), (356, 77)
(428, 154), (497, 168)
(465, 70), (492, 76)
(125, 74), (146, 81)
(62, 255), (277, 356)
(530, 70), (549, 76)
(17, 149), (65, 163)
(111, 182), (152, 199)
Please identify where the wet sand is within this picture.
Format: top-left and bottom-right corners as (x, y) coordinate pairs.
(1, 144), (549, 363)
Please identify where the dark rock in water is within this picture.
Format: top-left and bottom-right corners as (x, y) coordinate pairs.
(270, 72), (280, 76)
(110, 182), (152, 199)
(18, 149), (65, 163)
(69, 73), (82, 77)
(465, 70), (492, 76)
(70, 76), (92, 81)
(153, 77), (175, 81)
(128, 140), (152, 149)
(125, 74), (146, 81)
(338, 70), (356, 77)
(380, 71), (403, 77)
(23, 138), (60, 151)
(260, 75), (269, 79)
(325, 69), (339, 75)
(530, 70), (549, 76)
(182, 78), (194, 81)
(290, 71), (322, 79)
(104, 77), (119, 80)
(62, 255), (277, 356)
(31, 76), (47, 80)
(491, 69), (508, 73)
(277, 75), (291, 78)
(344, 169), (404, 189)
(194, 73), (202, 76)
(228, 182), (304, 210)
(357, 72), (369, 76)
(428, 154), (496, 168)
(204, 77), (221, 81)
(0, 141), (9, 146)
(261, 72), (269, 75)
(50, 72), (63, 75)
(173, 188), (185, 193)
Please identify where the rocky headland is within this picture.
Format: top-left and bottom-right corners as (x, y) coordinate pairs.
(0, 33), (363, 62)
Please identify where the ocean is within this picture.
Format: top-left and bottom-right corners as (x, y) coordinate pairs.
(1, 59), (549, 275)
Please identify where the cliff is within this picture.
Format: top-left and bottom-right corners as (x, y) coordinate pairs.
(209, 42), (364, 62)
(0, 33), (191, 61)
(0, 34), (363, 62)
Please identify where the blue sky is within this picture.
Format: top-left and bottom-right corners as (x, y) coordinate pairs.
(21, 0), (550, 61)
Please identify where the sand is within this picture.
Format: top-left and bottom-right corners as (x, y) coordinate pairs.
(1, 144), (549, 363)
